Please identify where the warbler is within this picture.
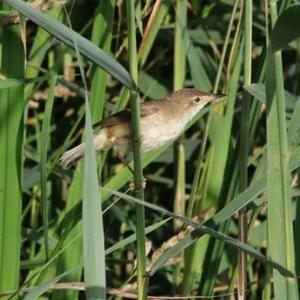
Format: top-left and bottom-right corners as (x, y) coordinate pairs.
(60, 89), (222, 167)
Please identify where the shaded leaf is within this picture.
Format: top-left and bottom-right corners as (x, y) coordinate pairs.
(271, 5), (300, 52)
(23, 268), (80, 300)
(244, 83), (297, 117)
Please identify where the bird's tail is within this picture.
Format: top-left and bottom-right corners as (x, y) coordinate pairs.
(60, 130), (110, 168)
(60, 143), (86, 168)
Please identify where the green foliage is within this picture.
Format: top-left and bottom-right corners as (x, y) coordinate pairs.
(1, 1), (300, 299)
(271, 5), (300, 52)
(4, 0), (136, 90)
(0, 22), (25, 297)
(266, 2), (298, 298)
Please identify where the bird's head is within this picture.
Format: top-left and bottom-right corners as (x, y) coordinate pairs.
(166, 89), (225, 112)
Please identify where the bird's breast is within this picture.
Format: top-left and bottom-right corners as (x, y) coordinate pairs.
(140, 113), (187, 152)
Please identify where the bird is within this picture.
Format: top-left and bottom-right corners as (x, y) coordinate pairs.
(60, 89), (222, 168)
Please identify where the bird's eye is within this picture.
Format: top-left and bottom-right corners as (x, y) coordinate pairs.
(194, 97), (201, 103)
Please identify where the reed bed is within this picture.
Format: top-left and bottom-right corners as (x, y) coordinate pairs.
(1, 1), (300, 299)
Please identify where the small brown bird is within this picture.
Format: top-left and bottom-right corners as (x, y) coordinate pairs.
(60, 89), (221, 168)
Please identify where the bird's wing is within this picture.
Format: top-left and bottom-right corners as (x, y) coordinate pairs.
(92, 100), (160, 129)
(92, 110), (131, 128)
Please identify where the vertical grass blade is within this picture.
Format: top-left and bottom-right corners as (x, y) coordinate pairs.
(238, 0), (252, 297)
(126, 1), (147, 299)
(55, 3), (115, 298)
(0, 22), (25, 296)
(186, 0), (239, 220)
(54, 168), (84, 300)
(173, 0), (186, 228)
(266, 1), (299, 298)
(89, 0), (115, 124)
(188, 45), (242, 295)
(63, 10), (106, 300)
(40, 73), (57, 261)
(138, 0), (168, 67)
(82, 92), (106, 300)
(173, 0), (186, 91)
(25, 7), (62, 98)
(173, 0), (187, 291)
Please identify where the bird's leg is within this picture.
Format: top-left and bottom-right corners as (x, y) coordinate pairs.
(118, 154), (135, 175)
(118, 154), (147, 190)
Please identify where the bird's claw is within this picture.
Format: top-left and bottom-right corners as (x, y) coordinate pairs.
(129, 177), (147, 191)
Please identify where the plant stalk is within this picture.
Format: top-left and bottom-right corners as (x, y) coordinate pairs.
(126, 1), (147, 299)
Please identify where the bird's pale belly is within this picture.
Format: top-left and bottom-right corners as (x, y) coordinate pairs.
(107, 113), (188, 155)
(140, 116), (185, 152)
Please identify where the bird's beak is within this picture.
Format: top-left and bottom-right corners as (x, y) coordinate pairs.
(215, 93), (227, 98)
(213, 93), (227, 103)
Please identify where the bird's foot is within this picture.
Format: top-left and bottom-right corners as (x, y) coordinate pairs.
(129, 177), (147, 191)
